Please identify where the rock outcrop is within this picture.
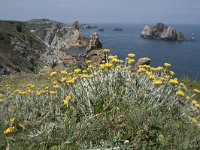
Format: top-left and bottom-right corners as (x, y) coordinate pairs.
(80, 24), (97, 29)
(34, 21), (102, 51)
(141, 23), (185, 41)
(86, 32), (102, 51)
(134, 57), (151, 71)
(0, 20), (103, 75)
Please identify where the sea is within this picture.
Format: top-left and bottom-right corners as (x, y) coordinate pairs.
(79, 24), (200, 80)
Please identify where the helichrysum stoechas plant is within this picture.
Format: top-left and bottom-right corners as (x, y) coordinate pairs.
(0, 49), (200, 149)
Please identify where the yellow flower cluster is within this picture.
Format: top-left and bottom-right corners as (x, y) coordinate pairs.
(176, 90), (185, 97)
(153, 80), (163, 86)
(63, 95), (72, 106)
(3, 126), (15, 135)
(103, 49), (110, 54)
(50, 71), (57, 77)
(164, 63), (171, 67)
(169, 79), (179, 85)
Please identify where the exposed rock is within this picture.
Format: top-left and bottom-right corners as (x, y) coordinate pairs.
(160, 27), (177, 40)
(80, 24), (97, 29)
(86, 32), (102, 51)
(134, 57), (151, 71)
(141, 23), (185, 41)
(177, 32), (185, 41)
(34, 21), (102, 51)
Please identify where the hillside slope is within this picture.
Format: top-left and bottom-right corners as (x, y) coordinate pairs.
(0, 21), (46, 75)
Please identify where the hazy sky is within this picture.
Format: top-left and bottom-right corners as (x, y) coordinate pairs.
(0, 0), (200, 24)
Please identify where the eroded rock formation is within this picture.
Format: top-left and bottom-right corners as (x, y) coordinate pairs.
(141, 23), (185, 41)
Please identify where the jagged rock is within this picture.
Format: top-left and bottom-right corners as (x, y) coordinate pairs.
(141, 23), (185, 41)
(34, 21), (86, 50)
(160, 27), (177, 40)
(71, 21), (79, 30)
(86, 32), (102, 51)
(177, 32), (185, 41)
(80, 24), (97, 29)
(134, 57), (151, 71)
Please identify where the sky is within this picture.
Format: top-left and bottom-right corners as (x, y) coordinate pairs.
(0, 0), (200, 24)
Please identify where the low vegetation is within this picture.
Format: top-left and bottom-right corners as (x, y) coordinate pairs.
(0, 50), (200, 149)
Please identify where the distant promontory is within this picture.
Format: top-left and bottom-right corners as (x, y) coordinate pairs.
(141, 22), (185, 41)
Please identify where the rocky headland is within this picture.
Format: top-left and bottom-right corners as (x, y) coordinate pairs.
(0, 20), (103, 75)
(141, 22), (185, 41)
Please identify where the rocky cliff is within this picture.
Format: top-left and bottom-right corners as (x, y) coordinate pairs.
(141, 23), (185, 41)
(0, 20), (103, 75)
(33, 21), (102, 50)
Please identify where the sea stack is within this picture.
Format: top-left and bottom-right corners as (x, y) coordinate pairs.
(141, 22), (185, 41)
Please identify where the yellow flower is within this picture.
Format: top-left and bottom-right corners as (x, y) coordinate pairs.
(86, 60), (91, 64)
(128, 59), (135, 64)
(108, 55), (115, 60)
(116, 65), (121, 69)
(191, 118), (198, 124)
(0, 99), (4, 103)
(192, 100), (198, 105)
(26, 84), (35, 88)
(176, 90), (185, 97)
(3, 126), (15, 135)
(0, 94), (4, 98)
(99, 64), (106, 69)
(80, 74), (90, 78)
(128, 53), (135, 58)
(137, 67), (146, 73)
(60, 70), (67, 75)
(67, 77), (77, 84)
(82, 70), (88, 73)
(26, 89), (33, 93)
(49, 91), (56, 95)
(195, 104), (200, 109)
(74, 68), (82, 74)
(63, 95), (72, 106)
(157, 66), (164, 71)
(50, 71), (57, 77)
(193, 89), (200, 94)
(60, 77), (67, 82)
(36, 90), (46, 96)
(147, 74), (156, 80)
(169, 79), (179, 85)
(52, 84), (60, 89)
(10, 118), (16, 123)
(104, 63), (113, 68)
(88, 65), (95, 69)
(112, 58), (121, 63)
(5, 84), (11, 88)
(164, 63), (171, 67)
(103, 49), (110, 54)
(153, 80), (163, 86)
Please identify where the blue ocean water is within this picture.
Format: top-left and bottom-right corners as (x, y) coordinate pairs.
(80, 24), (200, 80)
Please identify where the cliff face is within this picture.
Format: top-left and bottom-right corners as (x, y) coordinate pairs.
(32, 21), (101, 51)
(0, 21), (46, 75)
(141, 23), (185, 41)
(0, 20), (103, 75)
